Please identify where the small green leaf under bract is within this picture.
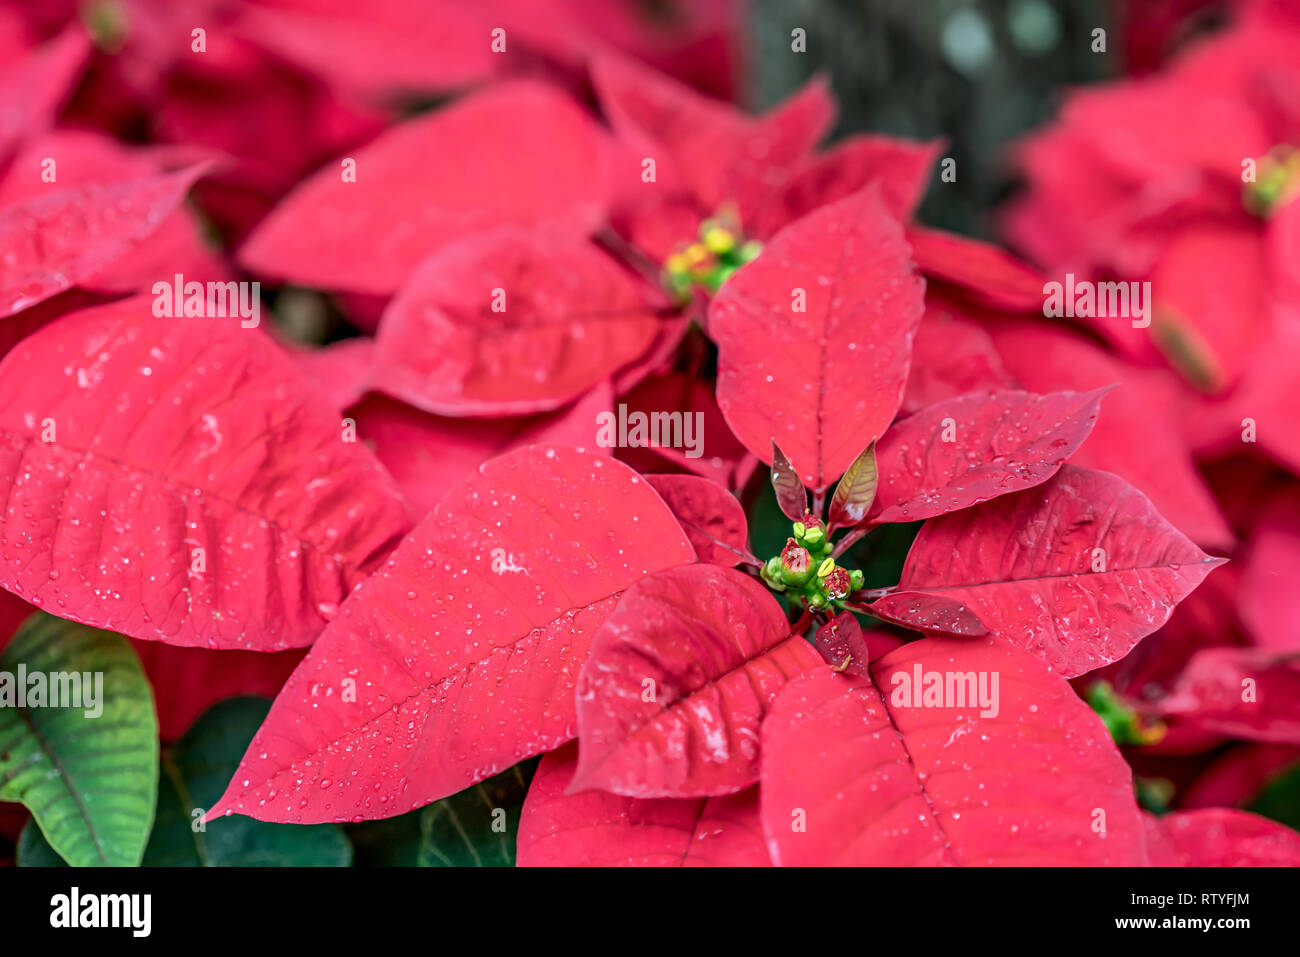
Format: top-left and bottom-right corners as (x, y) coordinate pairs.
(0, 612), (157, 866)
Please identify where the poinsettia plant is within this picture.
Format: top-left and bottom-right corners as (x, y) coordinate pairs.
(0, 0), (1298, 871)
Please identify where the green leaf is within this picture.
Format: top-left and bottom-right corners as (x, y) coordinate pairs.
(347, 812), (423, 867)
(0, 612), (157, 866)
(19, 697), (351, 866)
(145, 697), (351, 866)
(17, 817), (66, 866)
(417, 760), (537, 867)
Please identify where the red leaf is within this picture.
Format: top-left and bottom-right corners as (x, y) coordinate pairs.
(769, 441), (808, 521)
(208, 446), (693, 822)
(1157, 648), (1300, 744)
(760, 637), (1147, 865)
(130, 641), (304, 742)
(1143, 810), (1300, 866)
(871, 388), (1108, 525)
(813, 612), (872, 675)
(711, 184), (925, 490)
(1239, 488), (1300, 653)
(591, 55), (831, 222)
(352, 386), (612, 516)
(516, 743), (770, 866)
(239, 81), (617, 294)
(572, 563), (820, 798)
(643, 474), (751, 567)
(0, 130), (227, 296)
(232, 0), (500, 98)
(0, 26), (88, 163)
(902, 293), (1014, 413)
(986, 320), (1232, 549)
(827, 441), (877, 531)
(907, 226), (1047, 312)
(750, 135), (941, 238)
(289, 337), (376, 412)
(860, 594), (988, 637)
(372, 228), (662, 416)
(0, 163), (211, 318)
(1150, 223), (1269, 393)
(613, 371), (757, 490)
(0, 297), (413, 650)
(883, 466), (1225, 677)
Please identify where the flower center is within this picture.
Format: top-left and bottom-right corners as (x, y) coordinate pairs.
(1244, 145), (1300, 217)
(761, 519), (864, 610)
(662, 210), (762, 300)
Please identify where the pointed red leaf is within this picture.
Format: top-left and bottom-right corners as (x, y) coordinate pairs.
(0, 130), (227, 297)
(751, 135), (941, 238)
(760, 637), (1147, 865)
(871, 388), (1108, 525)
(372, 228), (662, 416)
(209, 446), (693, 822)
(769, 441), (808, 521)
(813, 612), (872, 675)
(907, 226), (1047, 312)
(827, 442), (877, 531)
(0, 26), (88, 163)
(0, 297), (413, 650)
(643, 474), (751, 567)
(591, 55), (831, 221)
(986, 320), (1232, 548)
(1143, 810), (1300, 866)
(0, 163), (211, 318)
(517, 743), (769, 867)
(572, 563), (821, 798)
(860, 594), (988, 638)
(882, 466), (1225, 677)
(352, 386), (612, 516)
(240, 81), (617, 294)
(712, 184), (925, 490)
(1157, 648), (1300, 744)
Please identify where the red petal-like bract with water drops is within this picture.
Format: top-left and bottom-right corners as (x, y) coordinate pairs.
(986, 320), (1232, 549)
(642, 474), (751, 567)
(711, 184), (925, 490)
(870, 388), (1108, 525)
(0, 297), (412, 650)
(0, 163), (211, 318)
(516, 743), (769, 867)
(372, 228), (663, 416)
(239, 81), (617, 295)
(1156, 648), (1300, 745)
(760, 637), (1148, 866)
(571, 563), (821, 798)
(1143, 810), (1300, 866)
(209, 446), (693, 823)
(877, 466), (1224, 677)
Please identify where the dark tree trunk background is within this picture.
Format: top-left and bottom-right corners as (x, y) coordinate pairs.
(749, 0), (1118, 239)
